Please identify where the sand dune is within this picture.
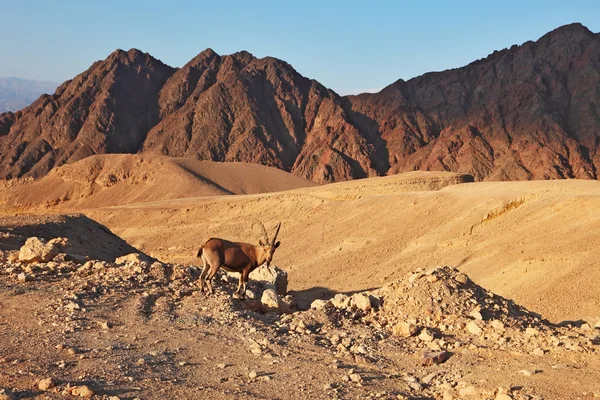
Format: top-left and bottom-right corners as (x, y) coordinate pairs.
(82, 175), (600, 324)
(0, 154), (316, 210)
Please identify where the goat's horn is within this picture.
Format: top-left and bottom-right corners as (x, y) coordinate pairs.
(272, 222), (281, 243)
(252, 221), (269, 244)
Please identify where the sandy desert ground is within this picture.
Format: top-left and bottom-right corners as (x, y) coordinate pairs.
(1, 155), (599, 399)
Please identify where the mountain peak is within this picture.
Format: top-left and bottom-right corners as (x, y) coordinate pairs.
(541, 22), (594, 40)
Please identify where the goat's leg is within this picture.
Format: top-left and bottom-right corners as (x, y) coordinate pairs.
(198, 255), (209, 293)
(240, 268), (250, 299)
(234, 273), (244, 298)
(205, 265), (220, 294)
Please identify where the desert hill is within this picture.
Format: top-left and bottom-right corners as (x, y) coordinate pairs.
(0, 154), (315, 210)
(1, 23), (599, 183)
(75, 174), (600, 324)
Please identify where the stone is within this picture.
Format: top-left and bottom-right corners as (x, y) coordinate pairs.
(260, 288), (280, 309)
(331, 294), (351, 309)
(71, 385), (95, 398)
(469, 310), (483, 320)
(525, 327), (539, 336)
(310, 299), (330, 309)
(392, 322), (419, 337)
(248, 370), (258, 379)
(491, 320), (505, 331)
(349, 373), (362, 383)
(455, 273), (469, 284)
(38, 378), (55, 391)
(352, 293), (372, 312)
(418, 329), (435, 342)
(421, 351), (450, 366)
(17, 273), (29, 282)
(18, 237), (59, 263)
(459, 385), (478, 396)
(495, 394), (513, 400)
(595, 320), (600, 329)
(532, 348), (546, 356)
(466, 321), (483, 335)
(249, 265), (288, 295)
(115, 253), (150, 264)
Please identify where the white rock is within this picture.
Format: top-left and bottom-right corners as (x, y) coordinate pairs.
(310, 299), (330, 309)
(115, 253), (149, 264)
(392, 322), (419, 337)
(331, 294), (351, 309)
(18, 237), (59, 263)
(466, 321), (483, 335)
(352, 293), (372, 312)
(249, 265), (288, 295)
(260, 288), (280, 309)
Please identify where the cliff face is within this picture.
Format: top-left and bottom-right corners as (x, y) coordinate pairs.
(349, 23), (600, 180)
(1, 23), (599, 182)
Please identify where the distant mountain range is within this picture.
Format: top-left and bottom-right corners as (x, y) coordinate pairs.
(0, 77), (58, 113)
(0, 23), (599, 182)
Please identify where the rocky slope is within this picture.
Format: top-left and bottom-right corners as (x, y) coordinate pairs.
(1, 23), (599, 182)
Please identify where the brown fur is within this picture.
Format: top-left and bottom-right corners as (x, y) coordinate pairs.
(197, 223), (281, 297)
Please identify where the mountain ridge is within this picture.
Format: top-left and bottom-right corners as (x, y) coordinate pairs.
(1, 23), (599, 183)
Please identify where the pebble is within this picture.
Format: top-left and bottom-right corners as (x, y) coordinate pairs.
(349, 373), (362, 383)
(71, 385), (94, 398)
(248, 370), (258, 379)
(421, 351), (450, 366)
(392, 322), (418, 337)
(455, 273), (468, 284)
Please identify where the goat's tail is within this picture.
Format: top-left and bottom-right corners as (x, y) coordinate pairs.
(196, 247), (203, 258)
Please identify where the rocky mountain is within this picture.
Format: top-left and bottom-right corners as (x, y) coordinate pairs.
(0, 77), (58, 113)
(0, 23), (599, 182)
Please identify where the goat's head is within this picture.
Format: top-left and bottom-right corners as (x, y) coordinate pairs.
(256, 222), (281, 267)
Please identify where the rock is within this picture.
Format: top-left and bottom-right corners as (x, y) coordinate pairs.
(217, 363), (226, 369)
(115, 253), (150, 264)
(17, 272), (29, 282)
(455, 273), (469, 284)
(6, 251), (19, 263)
(349, 373), (362, 383)
(260, 288), (280, 309)
(248, 370), (258, 379)
(421, 351), (450, 366)
(331, 294), (351, 309)
(392, 322), (419, 337)
(495, 394), (513, 400)
(38, 378), (55, 391)
(469, 310), (483, 320)
(249, 265), (288, 295)
(491, 320), (505, 331)
(71, 385), (95, 398)
(466, 321), (483, 335)
(352, 293), (372, 312)
(595, 320), (600, 329)
(310, 299), (330, 309)
(418, 329), (435, 342)
(18, 237), (59, 263)
(532, 348), (546, 356)
(459, 385), (478, 396)
(525, 327), (539, 336)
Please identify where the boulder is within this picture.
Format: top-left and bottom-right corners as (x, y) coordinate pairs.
(352, 293), (372, 312)
(18, 237), (59, 263)
(260, 288), (280, 309)
(249, 265), (288, 295)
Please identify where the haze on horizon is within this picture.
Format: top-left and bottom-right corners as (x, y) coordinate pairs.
(0, 0), (599, 95)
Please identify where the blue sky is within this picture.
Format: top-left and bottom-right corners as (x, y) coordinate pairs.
(1, 0), (599, 95)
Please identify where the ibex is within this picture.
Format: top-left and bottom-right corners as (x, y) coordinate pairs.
(196, 222), (281, 298)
